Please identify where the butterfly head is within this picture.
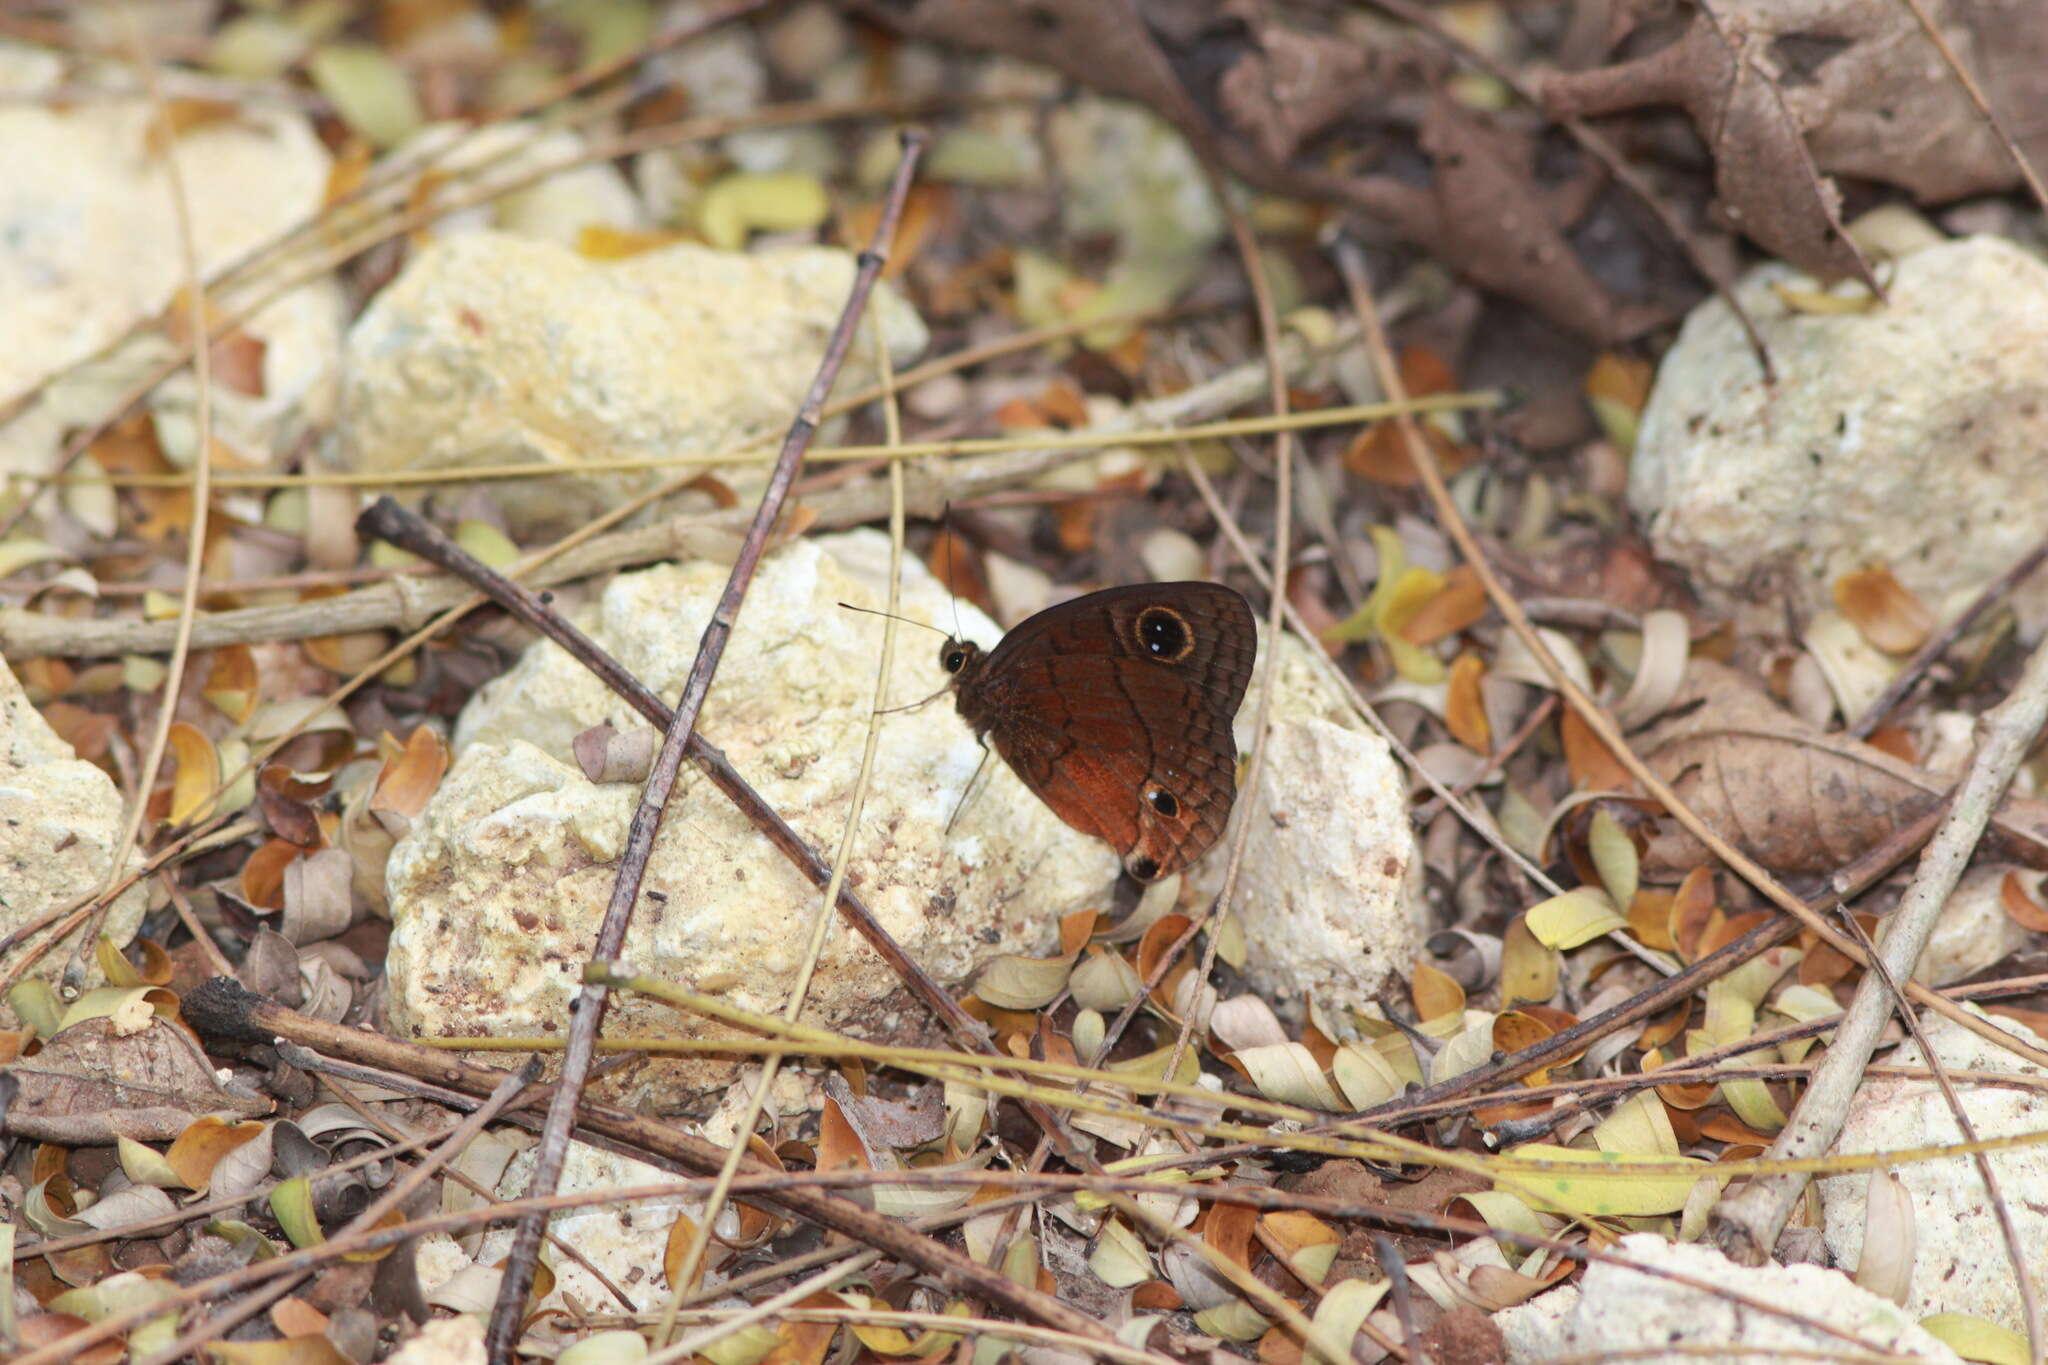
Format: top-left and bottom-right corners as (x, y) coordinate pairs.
(939, 638), (983, 681)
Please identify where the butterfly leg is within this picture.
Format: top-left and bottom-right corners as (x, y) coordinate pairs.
(945, 738), (995, 836)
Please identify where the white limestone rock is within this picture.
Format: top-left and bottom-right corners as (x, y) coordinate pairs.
(1531, 1233), (1962, 1363)
(0, 660), (146, 996)
(1631, 236), (2048, 636)
(1913, 864), (2034, 988)
(383, 532), (1120, 1107)
(336, 232), (927, 534)
(0, 43), (337, 480)
(1819, 1010), (2048, 1332)
(1190, 636), (1422, 1012)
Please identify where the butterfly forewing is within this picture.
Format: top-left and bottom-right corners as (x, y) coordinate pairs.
(951, 582), (1256, 879)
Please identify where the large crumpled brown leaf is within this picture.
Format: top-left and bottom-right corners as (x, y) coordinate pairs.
(2, 1016), (271, 1144)
(1635, 660), (2048, 879)
(853, 0), (1660, 342)
(1544, 0), (2048, 277)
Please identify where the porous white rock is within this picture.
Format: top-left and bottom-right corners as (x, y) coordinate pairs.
(1913, 864), (2034, 988)
(0, 660), (146, 995)
(1523, 1233), (1962, 1364)
(0, 45), (338, 477)
(1191, 637), (1421, 1012)
(1819, 1010), (2048, 1332)
(384, 532), (1120, 1107)
(336, 232), (927, 534)
(1631, 236), (2048, 636)
(1495, 1284), (1578, 1364)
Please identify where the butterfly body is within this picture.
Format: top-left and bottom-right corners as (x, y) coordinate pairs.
(942, 582), (1256, 881)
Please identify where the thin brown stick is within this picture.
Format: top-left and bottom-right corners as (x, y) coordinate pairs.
(1163, 167), (1296, 1092)
(132, 1059), (543, 1365)
(1847, 529), (2048, 737)
(171, 977), (1129, 1356)
(479, 130), (933, 1363)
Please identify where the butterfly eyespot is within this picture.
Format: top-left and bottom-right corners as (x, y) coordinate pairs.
(1134, 605), (1194, 662)
(1127, 855), (1163, 881)
(1147, 788), (1179, 818)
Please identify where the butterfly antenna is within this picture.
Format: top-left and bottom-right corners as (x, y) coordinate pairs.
(946, 742), (994, 836)
(836, 601), (949, 638)
(942, 501), (964, 640)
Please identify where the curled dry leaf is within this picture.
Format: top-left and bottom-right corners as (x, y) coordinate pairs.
(4, 1016), (270, 1144)
(282, 846), (356, 946)
(1410, 957), (1466, 1025)
(1638, 660), (2048, 878)
(1834, 564), (1935, 654)
(368, 726), (450, 823)
(573, 722), (657, 784)
(822, 1073), (947, 1157)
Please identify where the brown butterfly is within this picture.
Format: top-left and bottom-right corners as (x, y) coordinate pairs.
(942, 582), (1256, 882)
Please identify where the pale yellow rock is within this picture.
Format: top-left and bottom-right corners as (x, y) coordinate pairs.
(0, 660), (147, 998)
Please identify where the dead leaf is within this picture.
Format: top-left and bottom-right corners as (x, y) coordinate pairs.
(1638, 660), (2048, 878)
(3, 1016), (270, 1144)
(1834, 564), (1935, 654)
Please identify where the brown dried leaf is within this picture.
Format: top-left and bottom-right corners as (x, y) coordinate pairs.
(1999, 872), (2048, 933)
(368, 726), (449, 821)
(166, 1115), (267, 1191)
(1834, 564), (1936, 654)
(4, 1016), (269, 1143)
(1639, 659), (2048, 878)
(1444, 654), (1491, 753)
(822, 1073), (947, 1157)
(1543, 6), (1874, 285)
(282, 847), (356, 945)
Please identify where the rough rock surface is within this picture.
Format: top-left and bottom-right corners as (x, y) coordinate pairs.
(337, 233), (927, 534)
(1819, 1010), (2048, 1332)
(0, 44), (337, 478)
(383, 532), (1120, 1107)
(0, 660), (146, 993)
(1191, 659), (1420, 1013)
(1500, 1233), (1962, 1363)
(1631, 236), (2048, 636)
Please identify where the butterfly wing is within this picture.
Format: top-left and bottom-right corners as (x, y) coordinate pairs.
(966, 583), (1256, 879)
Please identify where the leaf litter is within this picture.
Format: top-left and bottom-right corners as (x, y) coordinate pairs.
(3, 3), (2048, 1364)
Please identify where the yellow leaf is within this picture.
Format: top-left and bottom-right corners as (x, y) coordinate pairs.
(1497, 1144), (1718, 1217)
(1591, 1092), (1679, 1158)
(1499, 914), (1558, 1006)
(1233, 1043), (1346, 1111)
(556, 1329), (650, 1365)
(1919, 1313), (2029, 1365)
(1525, 887), (1625, 950)
(270, 1177), (324, 1250)
(306, 43), (422, 148)
(1332, 1041), (1403, 1109)
(1088, 1218), (1152, 1288)
(1587, 807), (1639, 915)
(453, 519), (518, 570)
(167, 721), (221, 825)
(696, 171), (831, 252)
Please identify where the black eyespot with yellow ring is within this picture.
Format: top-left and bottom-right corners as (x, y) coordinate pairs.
(1133, 605), (1194, 662)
